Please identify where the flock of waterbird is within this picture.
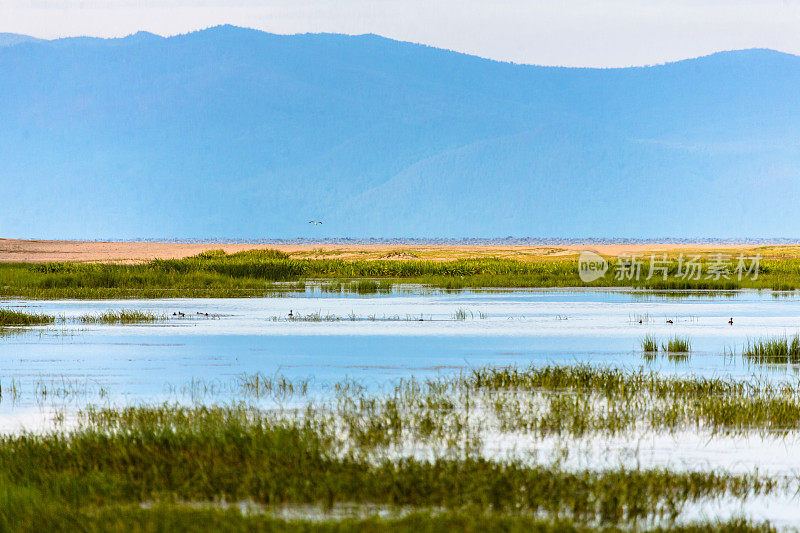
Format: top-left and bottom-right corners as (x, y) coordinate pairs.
(172, 309), (735, 325)
(639, 317), (734, 325)
(170, 307), (735, 326)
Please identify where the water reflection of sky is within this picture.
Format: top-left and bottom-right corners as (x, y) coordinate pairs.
(5, 289), (800, 525)
(2, 289), (800, 411)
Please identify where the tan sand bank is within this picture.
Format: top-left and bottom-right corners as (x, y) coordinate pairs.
(0, 239), (795, 264)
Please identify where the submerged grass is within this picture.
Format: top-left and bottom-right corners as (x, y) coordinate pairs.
(3, 250), (800, 298)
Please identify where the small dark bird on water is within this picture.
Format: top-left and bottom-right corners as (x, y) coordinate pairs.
(666, 319), (674, 324)
(288, 310), (293, 319)
(638, 319), (642, 324)
(729, 317), (734, 325)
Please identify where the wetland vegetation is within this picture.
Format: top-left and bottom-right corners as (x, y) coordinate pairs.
(2, 249), (800, 298)
(0, 308), (164, 331)
(0, 309), (55, 326)
(4, 259), (800, 529)
(77, 309), (165, 324)
(742, 335), (800, 365)
(641, 335), (692, 362)
(0, 365), (797, 530)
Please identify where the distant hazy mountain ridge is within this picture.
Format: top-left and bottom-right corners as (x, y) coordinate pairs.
(1, 26), (798, 238)
(0, 33), (43, 47)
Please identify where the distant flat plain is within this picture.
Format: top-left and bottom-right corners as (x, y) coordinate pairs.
(0, 238), (795, 263)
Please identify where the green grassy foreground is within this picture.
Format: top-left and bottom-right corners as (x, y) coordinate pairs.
(0, 365), (797, 530)
(0, 249), (797, 298)
(0, 405), (781, 532)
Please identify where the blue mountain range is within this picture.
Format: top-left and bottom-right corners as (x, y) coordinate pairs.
(1, 26), (799, 238)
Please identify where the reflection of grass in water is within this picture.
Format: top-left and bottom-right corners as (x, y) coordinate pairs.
(8, 505), (774, 532)
(79, 309), (165, 324)
(743, 335), (800, 364)
(665, 352), (691, 363)
(320, 280), (393, 294)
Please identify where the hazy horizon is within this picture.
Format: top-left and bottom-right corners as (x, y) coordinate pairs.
(3, 0), (800, 68)
(2, 26), (798, 70)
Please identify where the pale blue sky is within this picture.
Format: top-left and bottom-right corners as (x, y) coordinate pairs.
(2, 0), (800, 66)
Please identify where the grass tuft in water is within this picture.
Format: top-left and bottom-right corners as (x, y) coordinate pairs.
(0, 309), (54, 326)
(79, 310), (165, 324)
(641, 335), (659, 353)
(743, 334), (800, 364)
(662, 336), (691, 354)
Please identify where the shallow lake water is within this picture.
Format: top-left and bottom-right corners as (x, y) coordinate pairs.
(6, 288), (800, 525)
(3, 288), (800, 412)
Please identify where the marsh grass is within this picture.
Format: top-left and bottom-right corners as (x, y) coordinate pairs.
(452, 308), (469, 320)
(743, 334), (800, 364)
(79, 309), (165, 324)
(4, 252), (800, 299)
(662, 336), (691, 354)
(641, 335), (659, 353)
(0, 309), (54, 326)
(0, 401), (786, 528)
(640, 336), (691, 362)
(0, 365), (797, 528)
(287, 311), (341, 322)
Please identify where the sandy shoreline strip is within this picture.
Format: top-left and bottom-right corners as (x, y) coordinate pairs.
(0, 239), (794, 263)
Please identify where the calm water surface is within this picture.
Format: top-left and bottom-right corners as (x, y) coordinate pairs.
(2, 289), (800, 410)
(7, 288), (800, 518)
